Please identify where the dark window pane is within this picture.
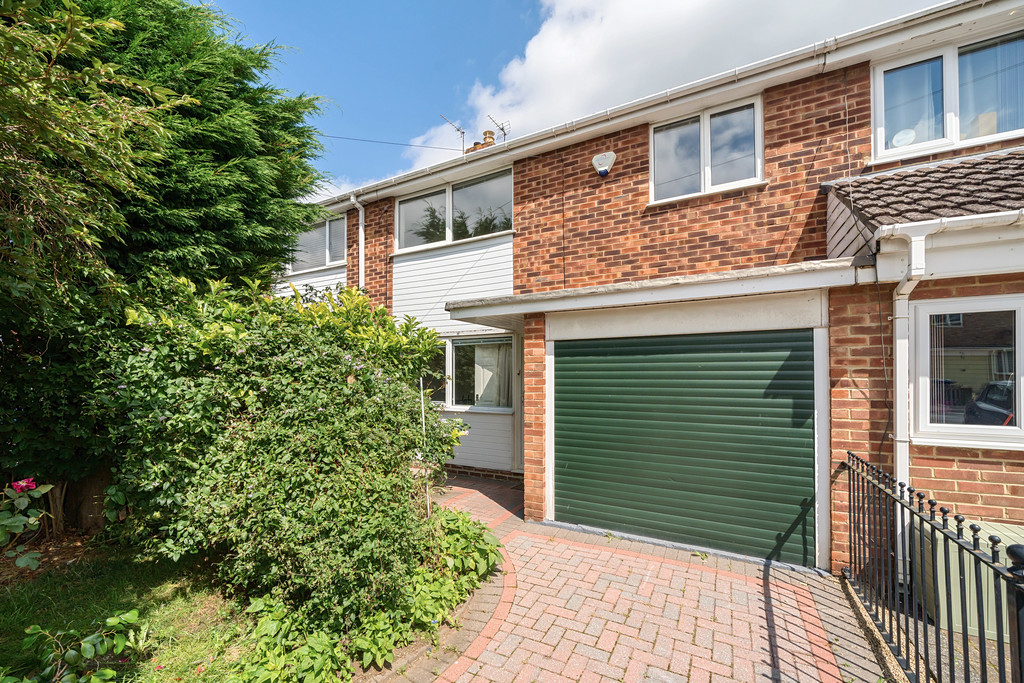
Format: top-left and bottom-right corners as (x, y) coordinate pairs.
(710, 104), (756, 185)
(930, 310), (1015, 426)
(959, 32), (1024, 140)
(422, 346), (446, 401)
(398, 190), (446, 248)
(452, 171), (512, 240)
(653, 117), (700, 200)
(883, 57), (944, 149)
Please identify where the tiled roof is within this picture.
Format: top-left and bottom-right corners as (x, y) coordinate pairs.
(829, 148), (1024, 225)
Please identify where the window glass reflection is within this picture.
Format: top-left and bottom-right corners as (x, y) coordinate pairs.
(929, 310), (1015, 425)
(959, 32), (1024, 140)
(398, 190), (446, 248)
(653, 117), (700, 200)
(883, 57), (944, 149)
(710, 105), (756, 186)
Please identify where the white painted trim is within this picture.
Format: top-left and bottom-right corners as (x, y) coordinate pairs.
(871, 26), (1024, 163)
(449, 260), (861, 321)
(283, 263), (347, 278)
(544, 339), (555, 521)
(546, 290), (826, 341)
(645, 181), (770, 209)
(392, 229), (514, 259)
(813, 327), (832, 570)
(650, 96), (764, 203)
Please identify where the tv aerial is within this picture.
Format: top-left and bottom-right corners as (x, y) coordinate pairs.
(440, 114), (466, 152)
(488, 115), (511, 142)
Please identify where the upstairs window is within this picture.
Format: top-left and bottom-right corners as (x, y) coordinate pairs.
(397, 170), (513, 250)
(875, 30), (1024, 158)
(651, 97), (763, 203)
(289, 217), (346, 273)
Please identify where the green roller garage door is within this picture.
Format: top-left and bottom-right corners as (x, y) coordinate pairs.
(554, 329), (816, 567)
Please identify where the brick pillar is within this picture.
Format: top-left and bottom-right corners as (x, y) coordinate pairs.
(522, 312), (546, 521)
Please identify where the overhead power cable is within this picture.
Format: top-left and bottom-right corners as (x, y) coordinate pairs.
(320, 133), (461, 152)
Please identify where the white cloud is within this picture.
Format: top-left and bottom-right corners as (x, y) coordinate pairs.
(306, 174), (389, 204)
(400, 0), (939, 171)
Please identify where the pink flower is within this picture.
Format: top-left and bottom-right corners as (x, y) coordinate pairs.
(11, 478), (36, 493)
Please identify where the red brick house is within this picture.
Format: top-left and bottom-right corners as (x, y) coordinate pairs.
(287, 0), (1024, 573)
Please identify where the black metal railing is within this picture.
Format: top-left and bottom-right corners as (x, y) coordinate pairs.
(844, 451), (1024, 683)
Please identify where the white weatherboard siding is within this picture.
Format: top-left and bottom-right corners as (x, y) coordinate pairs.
(444, 410), (515, 471)
(276, 265), (347, 295)
(393, 234), (513, 336)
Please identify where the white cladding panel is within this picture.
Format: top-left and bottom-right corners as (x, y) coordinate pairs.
(276, 265), (347, 295)
(393, 235), (513, 335)
(444, 410), (514, 471)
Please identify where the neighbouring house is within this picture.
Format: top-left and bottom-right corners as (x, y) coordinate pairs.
(284, 0), (1024, 574)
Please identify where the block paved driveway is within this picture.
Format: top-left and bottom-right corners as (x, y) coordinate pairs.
(432, 477), (886, 683)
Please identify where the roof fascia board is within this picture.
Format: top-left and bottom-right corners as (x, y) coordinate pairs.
(326, 1), (1018, 205)
(447, 259), (861, 319)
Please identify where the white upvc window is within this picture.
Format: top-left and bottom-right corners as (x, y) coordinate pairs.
(288, 217), (346, 274)
(650, 96), (764, 203)
(422, 336), (514, 410)
(396, 170), (513, 251)
(873, 30), (1024, 161)
(912, 294), (1023, 450)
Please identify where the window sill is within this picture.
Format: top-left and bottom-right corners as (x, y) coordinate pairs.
(286, 262), (347, 277)
(911, 432), (1024, 452)
(393, 229), (514, 258)
(647, 179), (768, 209)
(872, 130), (1024, 165)
(440, 405), (514, 416)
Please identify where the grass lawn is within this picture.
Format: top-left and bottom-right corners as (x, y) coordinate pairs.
(0, 545), (251, 680)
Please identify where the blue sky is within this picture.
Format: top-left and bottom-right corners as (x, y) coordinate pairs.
(203, 0), (942, 198)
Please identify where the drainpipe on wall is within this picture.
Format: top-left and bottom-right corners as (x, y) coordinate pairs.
(875, 209), (1024, 486)
(350, 194), (365, 290)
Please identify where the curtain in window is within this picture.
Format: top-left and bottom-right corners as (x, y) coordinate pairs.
(496, 342), (512, 408)
(959, 34), (1024, 139)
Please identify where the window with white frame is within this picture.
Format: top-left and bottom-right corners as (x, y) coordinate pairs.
(913, 295), (1022, 447)
(651, 97), (763, 202)
(397, 170), (513, 250)
(875, 30), (1024, 158)
(424, 337), (513, 408)
(289, 217), (346, 273)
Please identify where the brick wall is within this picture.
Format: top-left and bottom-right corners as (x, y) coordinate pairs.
(347, 199), (394, 310)
(829, 275), (1024, 573)
(828, 283), (895, 573)
(522, 313), (546, 522)
(511, 66), (873, 295)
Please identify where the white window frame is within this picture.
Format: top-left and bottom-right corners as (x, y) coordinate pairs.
(911, 294), (1024, 450)
(872, 30), (1024, 162)
(287, 216), (346, 275)
(394, 169), (513, 254)
(428, 336), (515, 414)
(648, 95), (764, 205)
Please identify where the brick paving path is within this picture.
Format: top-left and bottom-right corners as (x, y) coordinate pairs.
(424, 477), (886, 683)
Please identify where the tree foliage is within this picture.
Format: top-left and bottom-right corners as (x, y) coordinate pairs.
(0, 0), (173, 332)
(68, 0), (327, 283)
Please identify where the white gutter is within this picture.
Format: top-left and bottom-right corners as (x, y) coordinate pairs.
(875, 209), (1024, 486)
(350, 194), (366, 289)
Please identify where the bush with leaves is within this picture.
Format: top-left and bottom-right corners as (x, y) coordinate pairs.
(95, 280), (462, 633)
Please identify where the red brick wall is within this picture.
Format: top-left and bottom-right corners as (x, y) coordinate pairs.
(348, 199), (394, 310)
(829, 275), (1024, 573)
(829, 283), (895, 573)
(511, 66), (873, 295)
(522, 313), (546, 522)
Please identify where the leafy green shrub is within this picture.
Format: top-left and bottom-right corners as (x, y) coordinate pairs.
(0, 610), (140, 683)
(95, 279), (460, 634)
